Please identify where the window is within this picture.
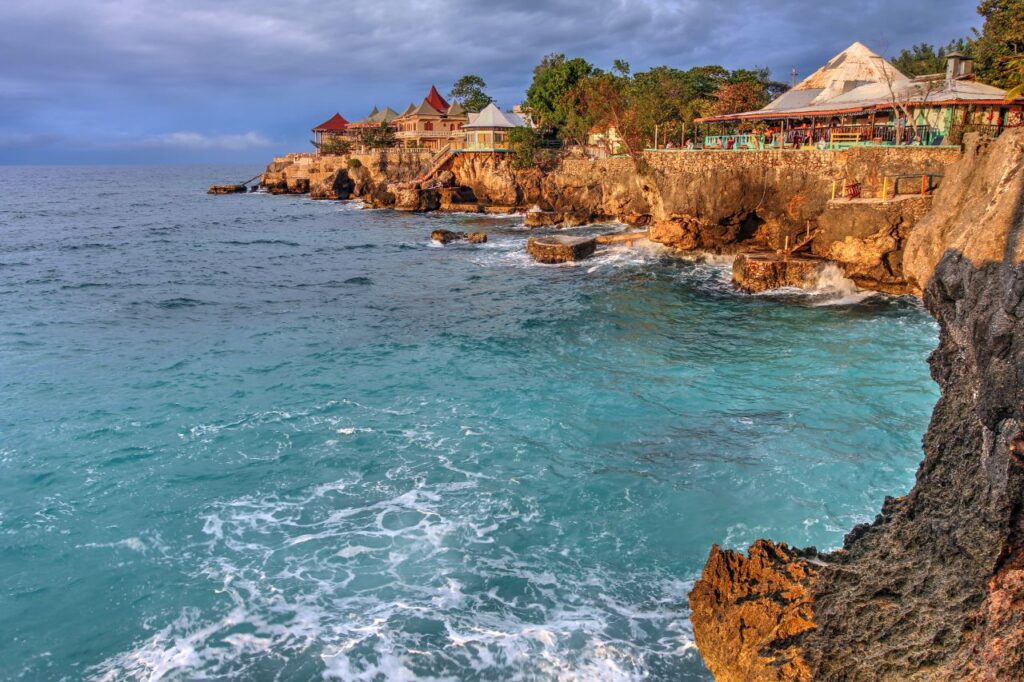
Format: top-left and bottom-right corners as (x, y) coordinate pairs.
(425, 122), (434, 131)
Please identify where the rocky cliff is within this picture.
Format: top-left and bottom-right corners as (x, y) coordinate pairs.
(689, 131), (1024, 681)
(261, 147), (958, 294)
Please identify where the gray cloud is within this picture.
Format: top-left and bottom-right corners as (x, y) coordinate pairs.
(0, 0), (981, 162)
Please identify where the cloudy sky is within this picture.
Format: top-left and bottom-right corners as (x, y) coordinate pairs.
(0, 0), (980, 164)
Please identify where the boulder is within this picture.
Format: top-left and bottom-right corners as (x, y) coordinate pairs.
(732, 253), (827, 293)
(431, 230), (487, 245)
(207, 184), (246, 195)
(392, 185), (440, 212)
(527, 235), (597, 263)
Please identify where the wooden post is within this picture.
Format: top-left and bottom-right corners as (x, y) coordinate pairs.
(831, 180), (837, 200)
(784, 235), (790, 256)
(654, 124), (659, 150)
(921, 174), (927, 195)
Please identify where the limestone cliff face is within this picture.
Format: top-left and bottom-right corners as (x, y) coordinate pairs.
(690, 130), (1024, 681)
(260, 146), (959, 293)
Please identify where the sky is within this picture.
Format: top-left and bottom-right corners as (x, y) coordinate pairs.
(0, 0), (981, 164)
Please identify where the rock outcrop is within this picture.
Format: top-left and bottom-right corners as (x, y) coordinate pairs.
(430, 230), (487, 245)
(690, 131), (1024, 680)
(207, 184), (246, 195)
(527, 235), (597, 263)
(260, 146), (959, 294)
(732, 253), (826, 293)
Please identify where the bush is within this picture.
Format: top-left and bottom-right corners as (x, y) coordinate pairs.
(347, 158), (362, 169)
(509, 127), (542, 169)
(318, 136), (352, 155)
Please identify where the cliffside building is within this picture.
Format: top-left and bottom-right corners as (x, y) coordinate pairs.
(393, 86), (469, 150)
(463, 103), (529, 151)
(311, 113), (350, 149)
(696, 42), (1021, 147)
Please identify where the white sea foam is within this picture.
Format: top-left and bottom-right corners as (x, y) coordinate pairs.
(92, 467), (700, 680)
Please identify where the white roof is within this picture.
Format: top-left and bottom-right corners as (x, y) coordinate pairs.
(462, 103), (528, 129)
(701, 41), (1012, 121)
(763, 42), (906, 114)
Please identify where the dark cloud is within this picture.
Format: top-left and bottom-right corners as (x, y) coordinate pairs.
(0, 0), (980, 163)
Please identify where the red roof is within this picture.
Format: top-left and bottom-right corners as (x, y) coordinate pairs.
(425, 86), (449, 113)
(312, 113), (349, 132)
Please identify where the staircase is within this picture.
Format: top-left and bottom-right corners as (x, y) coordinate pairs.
(416, 145), (456, 184)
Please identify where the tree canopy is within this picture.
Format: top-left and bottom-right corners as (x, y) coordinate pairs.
(891, 40), (974, 77)
(449, 75), (494, 113)
(974, 0), (1024, 91)
(524, 54), (596, 132)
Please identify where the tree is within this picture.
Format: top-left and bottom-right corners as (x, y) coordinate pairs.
(449, 74), (494, 113)
(524, 53), (596, 132)
(891, 40), (975, 77)
(357, 123), (396, 149)
(317, 136), (352, 155)
(974, 0), (1024, 90)
(702, 81), (769, 118)
(508, 127), (543, 169)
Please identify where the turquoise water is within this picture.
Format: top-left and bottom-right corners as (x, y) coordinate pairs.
(0, 165), (939, 680)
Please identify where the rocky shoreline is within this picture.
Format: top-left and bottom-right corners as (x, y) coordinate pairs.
(690, 131), (1024, 681)
(258, 134), (1023, 679)
(259, 146), (959, 294)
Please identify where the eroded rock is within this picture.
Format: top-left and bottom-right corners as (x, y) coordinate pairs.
(431, 230), (487, 245)
(689, 541), (818, 682)
(526, 235), (596, 263)
(691, 129), (1024, 681)
(732, 253), (826, 293)
(207, 184), (246, 195)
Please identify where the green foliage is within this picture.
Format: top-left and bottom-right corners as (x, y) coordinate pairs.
(449, 74), (494, 113)
(346, 158), (362, 169)
(358, 123), (396, 149)
(508, 127), (542, 169)
(974, 0), (1024, 89)
(524, 53), (596, 133)
(891, 40), (974, 77)
(318, 135), (352, 155)
(564, 62), (785, 154)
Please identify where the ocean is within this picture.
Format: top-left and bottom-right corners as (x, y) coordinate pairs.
(0, 165), (939, 680)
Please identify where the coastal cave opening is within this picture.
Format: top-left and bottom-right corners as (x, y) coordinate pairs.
(737, 211), (764, 242)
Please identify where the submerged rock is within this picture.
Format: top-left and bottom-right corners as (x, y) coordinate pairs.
(732, 253), (827, 293)
(526, 235), (596, 263)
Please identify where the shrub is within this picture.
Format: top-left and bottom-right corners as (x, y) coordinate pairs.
(347, 158), (362, 169)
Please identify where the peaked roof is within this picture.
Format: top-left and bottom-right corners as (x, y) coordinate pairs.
(425, 85), (450, 113)
(399, 102), (416, 117)
(695, 42), (1015, 123)
(463, 102), (528, 129)
(763, 42), (906, 113)
(411, 99), (443, 117)
(312, 113), (349, 132)
(447, 102), (466, 117)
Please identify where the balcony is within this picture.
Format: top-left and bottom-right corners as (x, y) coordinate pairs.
(395, 130), (462, 139)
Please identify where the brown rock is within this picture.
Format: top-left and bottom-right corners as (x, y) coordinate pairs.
(689, 541), (818, 682)
(430, 230), (487, 245)
(905, 131), (1024, 292)
(207, 184), (246, 195)
(732, 253), (827, 293)
(523, 211), (596, 228)
(526, 235), (596, 263)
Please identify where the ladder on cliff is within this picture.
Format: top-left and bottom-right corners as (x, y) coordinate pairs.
(416, 145), (456, 184)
